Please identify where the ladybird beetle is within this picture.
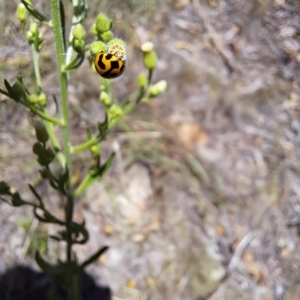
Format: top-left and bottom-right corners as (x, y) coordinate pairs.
(94, 52), (125, 79)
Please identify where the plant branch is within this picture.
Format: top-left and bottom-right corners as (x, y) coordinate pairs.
(28, 105), (64, 125)
(72, 68), (154, 153)
(50, 0), (74, 270)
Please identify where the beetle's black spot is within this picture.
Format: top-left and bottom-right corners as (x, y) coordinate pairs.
(97, 54), (106, 70)
(106, 54), (113, 60)
(103, 60), (121, 77)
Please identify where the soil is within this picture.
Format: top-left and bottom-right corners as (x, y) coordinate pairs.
(1, 0), (300, 299)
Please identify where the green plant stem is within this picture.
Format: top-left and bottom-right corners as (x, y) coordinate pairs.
(50, 1), (76, 291)
(31, 44), (42, 90)
(147, 68), (153, 87)
(44, 119), (66, 166)
(28, 105), (64, 125)
(31, 43), (66, 167)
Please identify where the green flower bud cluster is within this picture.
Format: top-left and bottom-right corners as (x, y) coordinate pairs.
(28, 92), (47, 106)
(26, 22), (43, 50)
(91, 13), (113, 42)
(72, 24), (86, 53)
(89, 13), (127, 63)
(108, 104), (123, 121)
(99, 91), (111, 107)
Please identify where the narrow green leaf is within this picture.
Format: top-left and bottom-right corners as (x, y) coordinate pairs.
(62, 53), (84, 72)
(97, 114), (108, 140)
(98, 152), (115, 177)
(4, 79), (18, 101)
(80, 246), (109, 269)
(21, 0), (50, 25)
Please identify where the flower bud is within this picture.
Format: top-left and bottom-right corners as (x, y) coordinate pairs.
(32, 142), (44, 156)
(26, 31), (33, 41)
(141, 42), (157, 70)
(30, 22), (38, 35)
(99, 30), (114, 42)
(99, 91), (111, 106)
(38, 33), (43, 43)
(12, 81), (26, 99)
(16, 3), (28, 22)
(90, 23), (97, 36)
(72, 38), (85, 52)
(40, 168), (51, 179)
(149, 80), (167, 97)
(91, 144), (101, 156)
(38, 92), (47, 105)
(28, 93), (39, 104)
(34, 121), (49, 143)
(137, 73), (147, 87)
(108, 104), (122, 120)
(95, 13), (112, 33)
(72, 24), (86, 39)
(90, 41), (108, 57)
(143, 51), (157, 70)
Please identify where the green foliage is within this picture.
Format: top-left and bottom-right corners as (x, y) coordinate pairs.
(0, 1), (167, 299)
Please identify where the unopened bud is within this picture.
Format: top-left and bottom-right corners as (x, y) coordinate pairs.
(95, 13), (112, 33)
(30, 22), (38, 35)
(99, 91), (111, 106)
(72, 38), (85, 52)
(149, 80), (167, 97)
(143, 51), (157, 70)
(108, 104), (122, 120)
(34, 121), (49, 143)
(90, 23), (97, 36)
(73, 24), (86, 39)
(16, 3), (28, 22)
(38, 92), (47, 105)
(137, 73), (147, 87)
(28, 93), (39, 104)
(12, 81), (26, 99)
(99, 30), (114, 42)
(90, 41), (108, 57)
